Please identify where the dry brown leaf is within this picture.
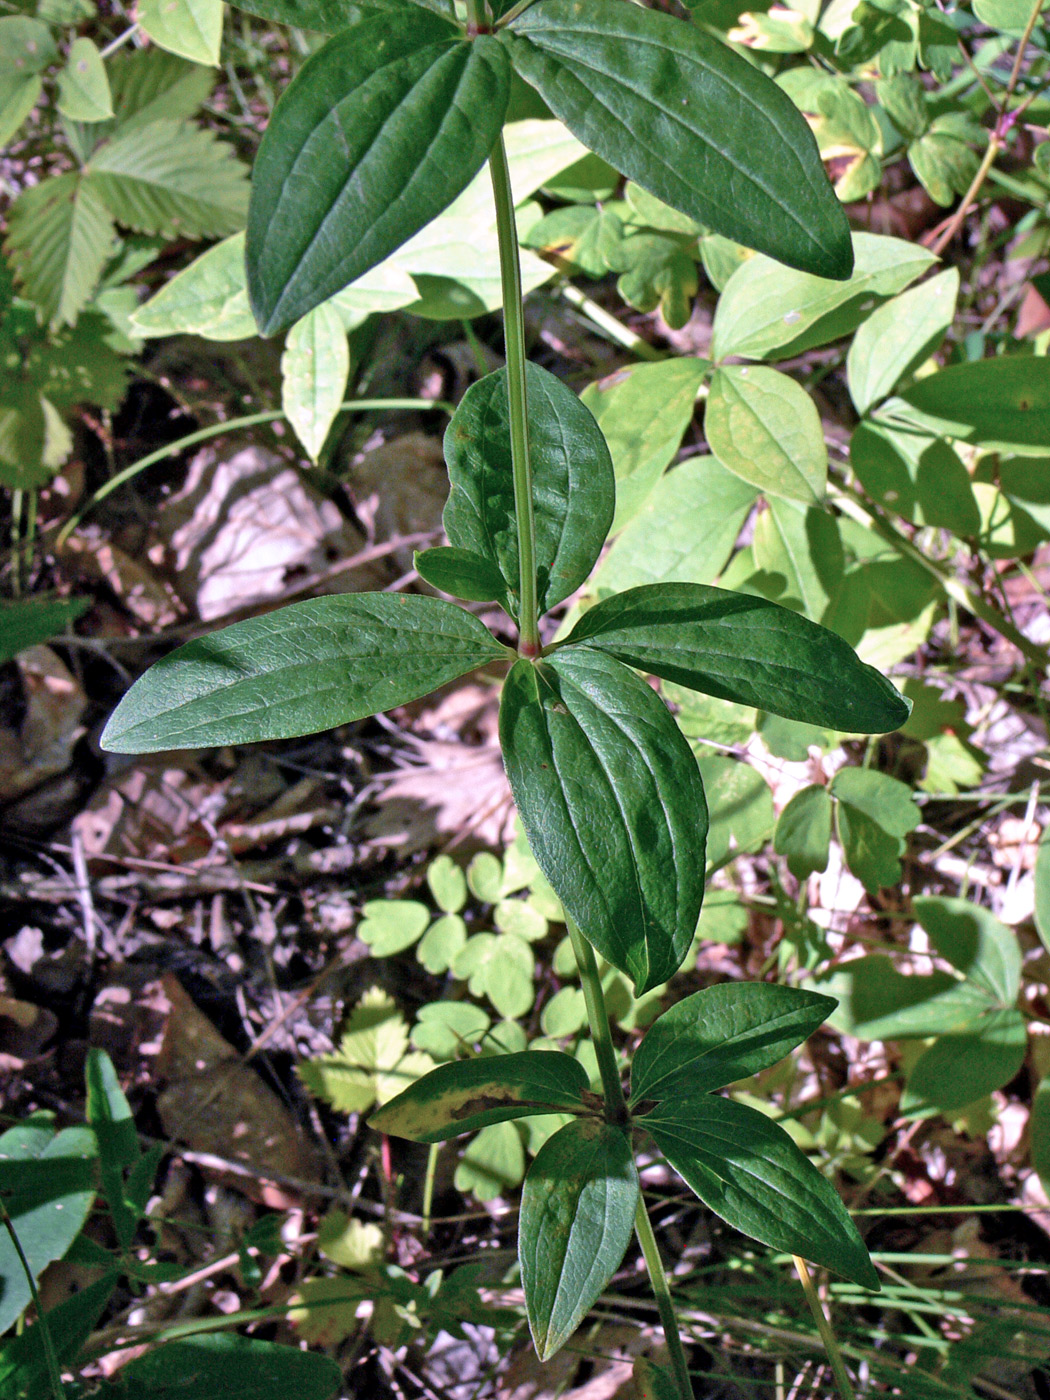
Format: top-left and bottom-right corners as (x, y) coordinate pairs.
(160, 446), (382, 620)
(347, 432), (447, 573)
(59, 529), (182, 627)
(72, 760), (220, 864)
(156, 973), (319, 1202)
(0, 646), (87, 804)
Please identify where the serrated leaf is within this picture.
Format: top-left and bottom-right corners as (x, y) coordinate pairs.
(247, 15), (509, 334)
(590, 456), (758, 596)
(369, 1050), (591, 1142)
(900, 357), (1050, 454)
(454, 1119), (525, 1200)
(57, 39), (114, 122)
(131, 232), (255, 340)
(500, 649), (708, 995)
(281, 302), (349, 461)
(299, 988), (433, 1114)
(100, 593), (507, 753)
(520, 1118), (638, 1360)
(711, 233), (935, 362)
(561, 583), (910, 733)
(4, 174), (118, 326)
(139, 0), (224, 66)
(0, 72), (43, 148)
(86, 120), (249, 240)
(630, 983), (835, 1105)
(899, 1009), (1027, 1118)
(505, 0), (851, 280)
(580, 359), (709, 532)
(108, 48), (216, 132)
(643, 1094), (879, 1289)
(705, 365), (827, 504)
(847, 269), (958, 415)
(121, 1335), (341, 1400)
(912, 896), (1021, 1007)
(0, 1120), (98, 1336)
(774, 784), (833, 879)
(444, 363), (614, 617)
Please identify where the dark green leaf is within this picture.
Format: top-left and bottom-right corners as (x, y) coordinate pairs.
(444, 364), (615, 617)
(248, 16), (510, 334)
(900, 357), (1050, 453)
(519, 1118), (638, 1360)
(100, 593), (508, 753)
(224, 0), (377, 32)
(415, 546), (509, 604)
(0, 1121), (98, 1336)
(832, 769), (920, 891)
(849, 421), (980, 535)
(504, 0), (852, 279)
(0, 597), (88, 665)
(774, 784), (832, 879)
(122, 1334), (341, 1400)
(560, 583), (910, 733)
(1032, 1071), (1050, 1200)
(630, 983), (836, 1105)
(500, 649), (708, 994)
(86, 1047), (140, 1247)
(1036, 832), (1050, 958)
(643, 1094), (879, 1289)
(632, 1359), (679, 1400)
(899, 1009), (1027, 1118)
(913, 896), (1021, 1007)
(368, 1050), (592, 1141)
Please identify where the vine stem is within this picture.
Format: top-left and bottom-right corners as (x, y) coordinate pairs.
(565, 919), (692, 1399)
(793, 1256), (856, 1400)
(489, 132), (541, 657)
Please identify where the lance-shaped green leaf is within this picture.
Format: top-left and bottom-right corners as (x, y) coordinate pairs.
(415, 546), (509, 604)
(368, 1050), (592, 1142)
(500, 649), (708, 994)
(519, 1118), (638, 1360)
(100, 594), (509, 753)
(560, 583), (910, 733)
(444, 364), (614, 618)
(642, 1094), (879, 1289)
(630, 984), (836, 1106)
(900, 356), (1050, 453)
(248, 14), (510, 334)
(503, 0), (851, 280)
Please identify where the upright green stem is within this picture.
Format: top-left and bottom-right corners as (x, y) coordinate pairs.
(565, 918), (692, 1399)
(489, 133), (541, 657)
(565, 918), (626, 1119)
(634, 1199), (694, 1400)
(1, 1202), (65, 1400)
(793, 1255), (857, 1400)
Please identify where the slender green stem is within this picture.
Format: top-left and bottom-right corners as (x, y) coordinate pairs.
(793, 1255), (856, 1400)
(565, 918), (626, 1119)
(489, 133), (541, 657)
(422, 1143), (439, 1237)
(56, 398), (453, 548)
(634, 1198), (694, 1400)
(0, 1202), (66, 1400)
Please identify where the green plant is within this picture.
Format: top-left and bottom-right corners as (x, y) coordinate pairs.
(96, 0), (924, 1392)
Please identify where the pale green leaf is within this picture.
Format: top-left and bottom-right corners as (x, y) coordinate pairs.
(57, 39), (114, 123)
(580, 359), (709, 532)
(426, 854), (467, 914)
(899, 1009), (1027, 1118)
(409, 1001), (489, 1059)
(131, 233), (256, 341)
(912, 896), (1021, 1007)
(705, 366), (827, 504)
(590, 457), (758, 596)
(810, 956), (992, 1041)
(847, 269), (958, 415)
(711, 233), (935, 361)
(139, 0), (224, 66)
(774, 785), (833, 879)
(358, 900), (430, 957)
(281, 302), (350, 461)
(454, 1119), (525, 1201)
